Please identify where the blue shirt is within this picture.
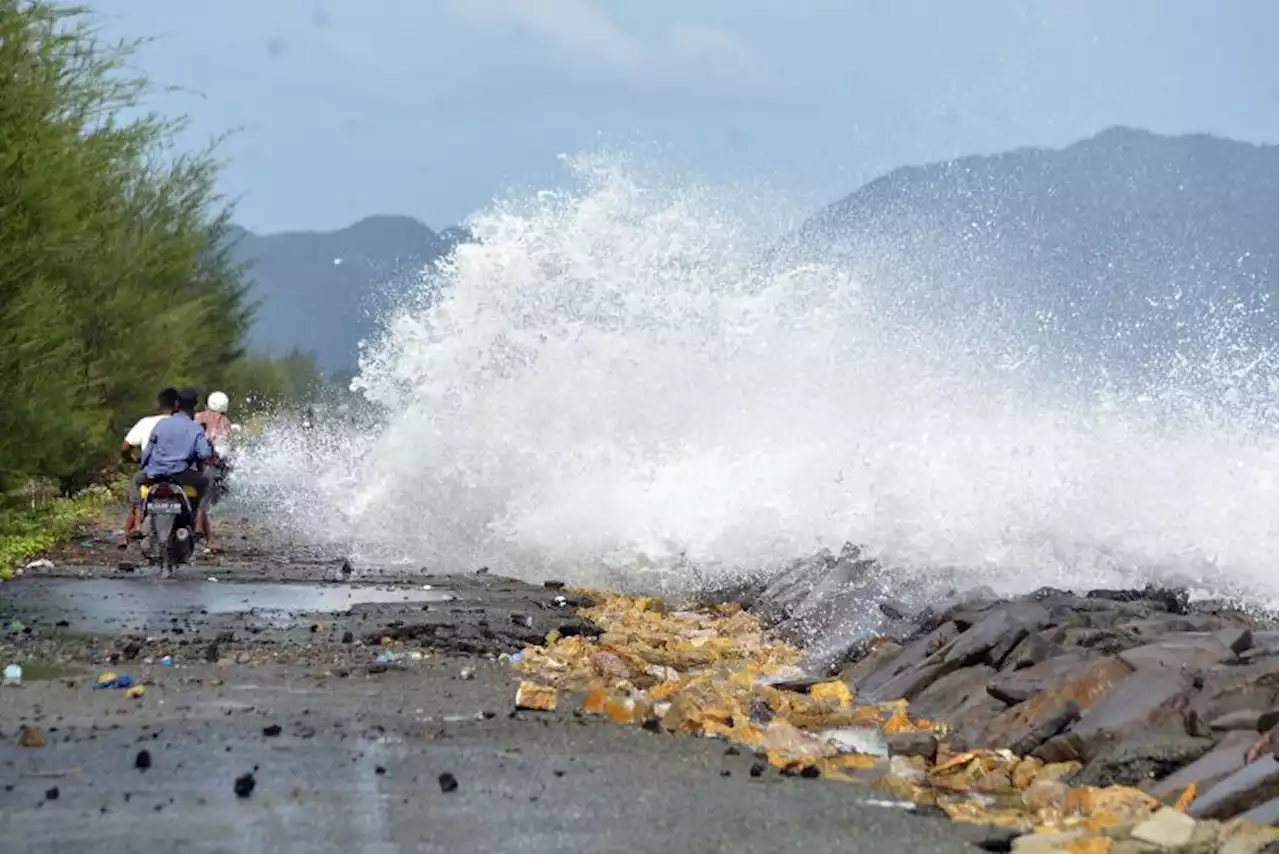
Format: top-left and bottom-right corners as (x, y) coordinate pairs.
(141, 413), (213, 477)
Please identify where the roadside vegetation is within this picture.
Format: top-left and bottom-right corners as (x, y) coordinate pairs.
(0, 2), (322, 572)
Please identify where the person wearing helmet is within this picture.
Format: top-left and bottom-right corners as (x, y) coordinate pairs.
(196, 390), (233, 449)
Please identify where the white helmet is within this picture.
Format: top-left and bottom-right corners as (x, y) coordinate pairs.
(207, 391), (230, 413)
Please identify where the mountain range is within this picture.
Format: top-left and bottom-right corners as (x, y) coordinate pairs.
(232, 127), (1278, 375)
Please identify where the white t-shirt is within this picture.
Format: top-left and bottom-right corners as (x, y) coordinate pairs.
(124, 414), (166, 448)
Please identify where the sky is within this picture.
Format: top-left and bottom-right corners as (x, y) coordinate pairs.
(89, 0), (1278, 234)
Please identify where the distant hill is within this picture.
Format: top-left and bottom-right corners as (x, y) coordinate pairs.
(783, 127), (1278, 388)
(229, 216), (469, 371)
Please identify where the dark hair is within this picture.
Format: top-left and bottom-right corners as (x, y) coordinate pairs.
(156, 387), (180, 410)
(176, 387), (199, 413)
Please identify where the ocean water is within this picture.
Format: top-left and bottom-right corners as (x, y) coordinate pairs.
(235, 155), (1279, 611)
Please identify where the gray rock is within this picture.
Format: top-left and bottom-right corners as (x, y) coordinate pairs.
(1000, 631), (1064, 671)
(1210, 709), (1275, 732)
(856, 622), (959, 699)
(1148, 731), (1254, 803)
(885, 731), (939, 763)
(940, 601), (1052, 669)
(1118, 633), (1231, 671)
(839, 640), (902, 691)
(1233, 797), (1279, 827)
(864, 660), (946, 703)
(1217, 627), (1255, 656)
(910, 664), (996, 720)
(1065, 668), (1196, 761)
(1012, 700), (1080, 757)
(1071, 733), (1214, 788)
(988, 653), (1088, 705)
(1186, 757), (1279, 821)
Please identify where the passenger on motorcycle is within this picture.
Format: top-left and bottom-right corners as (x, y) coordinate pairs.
(119, 387), (180, 546)
(139, 388), (219, 553)
(196, 390), (233, 454)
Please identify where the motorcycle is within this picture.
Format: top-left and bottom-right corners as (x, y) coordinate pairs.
(138, 480), (199, 577)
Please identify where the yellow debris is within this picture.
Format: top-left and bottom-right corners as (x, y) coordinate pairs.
(125, 685), (146, 699)
(514, 680), (557, 711)
(1173, 782), (1196, 812)
(512, 592), (1166, 840)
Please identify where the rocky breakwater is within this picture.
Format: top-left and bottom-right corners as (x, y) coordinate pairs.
(508, 551), (1277, 853)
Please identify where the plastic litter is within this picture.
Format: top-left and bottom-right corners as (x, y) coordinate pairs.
(3, 663), (22, 686)
(159, 655), (174, 667)
(125, 685), (146, 698)
(23, 558), (54, 570)
(94, 672), (135, 690)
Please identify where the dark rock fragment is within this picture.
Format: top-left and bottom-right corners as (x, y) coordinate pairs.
(135, 749), (152, 771)
(438, 772), (458, 793)
(234, 772), (256, 798)
(262, 724), (282, 737)
(886, 731), (939, 763)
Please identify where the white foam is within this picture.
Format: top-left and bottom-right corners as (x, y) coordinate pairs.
(235, 154), (1279, 610)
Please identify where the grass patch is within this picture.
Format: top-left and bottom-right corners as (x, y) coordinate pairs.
(0, 484), (119, 580)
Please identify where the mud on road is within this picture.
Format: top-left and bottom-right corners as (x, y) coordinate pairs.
(1, 516), (994, 854)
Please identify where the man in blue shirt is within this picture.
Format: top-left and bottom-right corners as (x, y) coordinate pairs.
(140, 388), (219, 551)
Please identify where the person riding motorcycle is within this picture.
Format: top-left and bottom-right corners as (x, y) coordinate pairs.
(196, 390), (233, 455)
(139, 388), (220, 555)
(119, 387), (180, 546)
(196, 390), (235, 512)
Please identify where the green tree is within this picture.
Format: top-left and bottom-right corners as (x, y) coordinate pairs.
(0, 1), (251, 492)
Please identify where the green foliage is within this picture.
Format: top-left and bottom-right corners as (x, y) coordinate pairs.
(0, 485), (116, 579)
(0, 2), (313, 496)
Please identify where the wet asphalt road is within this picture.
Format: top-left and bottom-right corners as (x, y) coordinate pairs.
(0, 523), (999, 853)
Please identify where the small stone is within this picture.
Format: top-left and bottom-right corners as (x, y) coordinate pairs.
(44, 786), (59, 801)
(18, 725), (45, 748)
(889, 755), (928, 784)
(262, 725), (282, 737)
(375, 766), (386, 775)
(1022, 779), (1068, 812)
(886, 731), (939, 763)
(341, 631), (354, 644)
(135, 749), (152, 770)
(234, 772), (256, 798)
(459, 667), (475, 681)
(1187, 757), (1279, 820)
(1130, 807), (1197, 848)
(438, 772), (458, 793)
(749, 762), (767, 778)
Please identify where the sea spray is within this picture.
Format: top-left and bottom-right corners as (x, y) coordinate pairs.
(234, 154), (1279, 610)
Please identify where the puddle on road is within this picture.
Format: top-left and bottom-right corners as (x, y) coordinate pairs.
(3, 578), (454, 633)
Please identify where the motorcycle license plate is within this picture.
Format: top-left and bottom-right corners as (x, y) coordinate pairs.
(150, 501), (183, 515)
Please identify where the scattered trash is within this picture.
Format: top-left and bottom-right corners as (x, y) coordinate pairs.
(459, 667), (475, 681)
(135, 750), (152, 771)
(9, 619), (25, 633)
(206, 577), (219, 583)
(234, 772), (256, 798)
(371, 652), (401, 666)
(23, 558), (54, 570)
(125, 685), (146, 699)
(438, 772), (458, 793)
(79, 541), (93, 548)
(507, 652), (523, 664)
(421, 584), (432, 591)
(94, 672), (135, 690)
(159, 656), (174, 667)
(3, 663), (21, 686)
(19, 725), (45, 748)
(514, 681), (557, 712)
(554, 596), (568, 607)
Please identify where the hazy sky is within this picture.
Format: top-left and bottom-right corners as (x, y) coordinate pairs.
(91, 0), (1277, 233)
